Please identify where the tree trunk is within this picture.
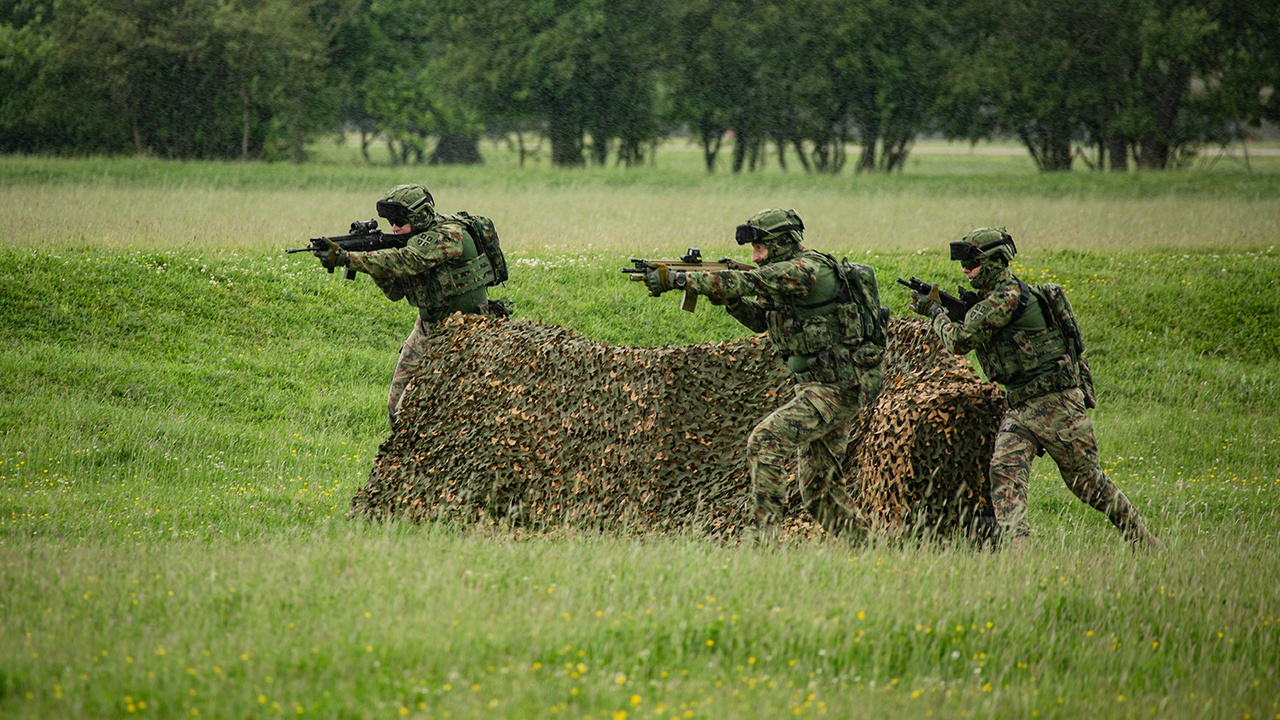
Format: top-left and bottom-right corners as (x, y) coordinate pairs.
(590, 135), (609, 166)
(291, 120), (306, 164)
(857, 139), (876, 174)
(792, 140), (812, 173)
(881, 138), (912, 173)
(548, 110), (585, 167)
(747, 137), (763, 172)
(1107, 135), (1128, 172)
(241, 90), (251, 161)
(730, 129), (747, 174)
(429, 132), (483, 165)
(1135, 59), (1190, 170)
(1021, 130), (1073, 172)
(700, 127), (722, 173)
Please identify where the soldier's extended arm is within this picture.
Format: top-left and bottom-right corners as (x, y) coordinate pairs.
(346, 225), (467, 280)
(682, 256), (817, 302)
(725, 297), (770, 333)
(287, 219), (409, 281)
(621, 248), (756, 312)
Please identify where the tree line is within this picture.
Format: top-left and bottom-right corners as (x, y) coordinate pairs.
(1, 0), (1276, 171)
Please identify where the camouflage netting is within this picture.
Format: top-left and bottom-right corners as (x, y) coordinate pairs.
(351, 315), (1006, 539)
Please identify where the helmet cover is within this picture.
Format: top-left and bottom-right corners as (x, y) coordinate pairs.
(377, 184), (436, 227)
(736, 208), (805, 262)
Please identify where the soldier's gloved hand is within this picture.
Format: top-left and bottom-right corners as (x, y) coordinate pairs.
(911, 284), (944, 318)
(643, 264), (686, 296)
(313, 239), (349, 271)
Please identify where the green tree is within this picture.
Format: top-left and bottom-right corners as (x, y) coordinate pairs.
(945, 0), (1237, 172)
(0, 2), (70, 153)
(216, 0), (333, 161)
(0, 0), (340, 159)
(666, 0), (761, 172)
(442, 0), (665, 167)
(948, 0), (1109, 171)
(1207, 1), (1280, 144)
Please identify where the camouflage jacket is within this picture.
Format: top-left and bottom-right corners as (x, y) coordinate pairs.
(932, 267), (1074, 406)
(684, 250), (824, 329)
(347, 215), (491, 323)
(686, 250), (883, 388)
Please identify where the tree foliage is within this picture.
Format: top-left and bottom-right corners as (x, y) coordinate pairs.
(0, 0), (1275, 169)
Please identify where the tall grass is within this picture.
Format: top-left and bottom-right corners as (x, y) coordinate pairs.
(4, 177), (1279, 257)
(4, 530), (1276, 718)
(1, 156), (1278, 719)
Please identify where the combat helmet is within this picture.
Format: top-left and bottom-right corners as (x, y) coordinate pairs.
(950, 227), (1016, 266)
(952, 226), (1016, 290)
(376, 184), (436, 228)
(736, 208), (805, 262)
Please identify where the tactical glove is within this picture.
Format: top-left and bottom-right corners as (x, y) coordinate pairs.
(910, 283), (944, 318)
(643, 264), (686, 296)
(314, 238), (349, 271)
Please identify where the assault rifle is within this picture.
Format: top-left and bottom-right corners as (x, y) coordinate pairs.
(286, 219), (406, 280)
(622, 247), (755, 312)
(896, 276), (980, 323)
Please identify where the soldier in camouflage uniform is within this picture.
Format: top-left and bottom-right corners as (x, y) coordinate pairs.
(314, 184), (505, 425)
(644, 208), (887, 540)
(911, 227), (1160, 549)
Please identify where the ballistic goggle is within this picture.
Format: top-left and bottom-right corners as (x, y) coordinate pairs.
(735, 219), (805, 245)
(949, 236), (1016, 262)
(376, 193), (433, 225)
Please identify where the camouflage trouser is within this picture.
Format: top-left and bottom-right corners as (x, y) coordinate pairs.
(989, 387), (1154, 545)
(388, 316), (436, 426)
(746, 381), (870, 538)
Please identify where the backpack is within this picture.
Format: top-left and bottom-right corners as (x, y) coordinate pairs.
(457, 211), (509, 286)
(1034, 282), (1097, 408)
(835, 257), (890, 348)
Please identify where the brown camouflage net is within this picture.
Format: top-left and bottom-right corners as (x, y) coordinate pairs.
(351, 315), (1005, 539)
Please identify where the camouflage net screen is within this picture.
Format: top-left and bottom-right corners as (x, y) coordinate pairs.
(352, 315), (1005, 539)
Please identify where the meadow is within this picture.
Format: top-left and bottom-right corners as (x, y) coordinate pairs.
(1, 140), (1279, 719)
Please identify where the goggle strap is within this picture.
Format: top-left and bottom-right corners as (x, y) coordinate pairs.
(736, 222), (804, 245)
(950, 236), (1015, 261)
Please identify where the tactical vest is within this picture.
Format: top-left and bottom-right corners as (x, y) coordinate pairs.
(764, 251), (885, 387)
(975, 281), (1077, 406)
(402, 216), (495, 322)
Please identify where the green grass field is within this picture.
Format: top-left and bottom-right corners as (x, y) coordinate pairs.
(2, 147), (1279, 719)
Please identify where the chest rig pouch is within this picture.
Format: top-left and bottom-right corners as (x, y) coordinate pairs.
(975, 281), (1077, 405)
(401, 220), (496, 314)
(765, 253), (885, 387)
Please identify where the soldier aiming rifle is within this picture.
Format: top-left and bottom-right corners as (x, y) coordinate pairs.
(627, 208), (889, 543)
